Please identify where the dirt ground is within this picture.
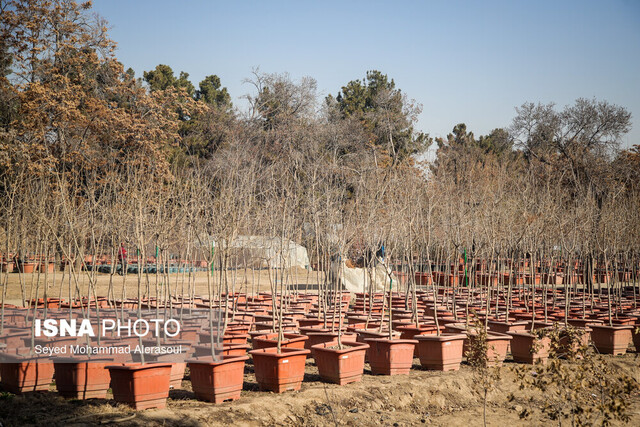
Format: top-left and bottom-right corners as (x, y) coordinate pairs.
(1, 353), (639, 427)
(1, 267), (325, 306)
(2, 270), (640, 426)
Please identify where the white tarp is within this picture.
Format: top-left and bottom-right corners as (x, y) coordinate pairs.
(330, 259), (397, 293)
(226, 235), (310, 269)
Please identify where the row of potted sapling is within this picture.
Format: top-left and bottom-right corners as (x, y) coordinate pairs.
(1, 255), (212, 275)
(1, 286), (639, 410)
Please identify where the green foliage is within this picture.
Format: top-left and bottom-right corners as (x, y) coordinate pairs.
(143, 64), (195, 96)
(196, 75), (231, 109)
(142, 65), (238, 160)
(478, 128), (513, 155)
(432, 123), (518, 181)
(182, 74), (234, 158)
(329, 70), (430, 162)
(143, 67), (232, 112)
(436, 123), (513, 156)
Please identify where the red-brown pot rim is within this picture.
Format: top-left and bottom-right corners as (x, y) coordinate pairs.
(186, 355), (249, 365)
(105, 363), (172, 371)
(310, 341), (370, 354)
(363, 337), (418, 345)
(415, 333), (466, 342)
(248, 347), (311, 357)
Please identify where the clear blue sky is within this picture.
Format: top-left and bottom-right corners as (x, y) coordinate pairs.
(92, 0), (640, 148)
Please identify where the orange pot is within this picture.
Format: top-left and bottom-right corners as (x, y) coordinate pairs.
(251, 333), (309, 350)
(106, 363), (171, 410)
(298, 318), (324, 328)
(222, 333), (249, 345)
(193, 343), (250, 358)
(0, 355), (54, 394)
(589, 324), (634, 355)
(396, 324), (442, 356)
(484, 333), (513, 366)
(365, 338), (417, 375)
(355, 329), (400, 361)
(54, 359), (111, 399)
(305, 331), (357, 352)
(249, 347), (310, 392)
(38, 263), (55, 273)
(312, 341), (369, 385)
(486, 320), (528, 335)
(507, 332), (551, 364)
(20, 262), (36, 274)
(188, 355), (248, 403)
(415, 333), (466, 371)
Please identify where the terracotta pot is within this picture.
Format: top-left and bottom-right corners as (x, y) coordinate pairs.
(20, 262), (36, 274)
(251, 333), (309, 350)
(355, 329), (400, 342)
(365, 338), (417, 375)
(414, 272), (432, 286)
(226, 324), (252, 335)
(443, 322), (469, 334)
(354, 329), (400, 361)
(166, 362), (187, 389)
(467, 333), (513, 367)
(347, 322), (368, 330)
(609, 317), (637, 326)
(557, 327), (591, 358)
(507, 332), (551, 364)
(1, 262), (16, 273)
(391, 320), (414, 330)
(305, 331), (357, 351)
(298, 318), (324, 328)
(311, 341), (369, 385)
(589, 324), (634, 355)
(0, 355), (54, 394)
(187, 355), (248, 403)
(54, 358), (111, 399)
(253, 322), (298, 333)
(179, 327), (203, 343)
(222, 333), (249, 345)
(566, 318), (603, 328)
(298, 326), (331, 335)
(193, 343), (250, 358)
(106, 363), (172, 410)
(415, 333), (466, 371)
(249, 347), (310, 392)
(38, 262), (55, 273)
(395, 324), (441, 356)
(197, 331), (249, 346)
(526, 321), (554, 331)
(487, 320), (528, 335)
(0, 332), (31, 348)
(513, 312), (534, 321)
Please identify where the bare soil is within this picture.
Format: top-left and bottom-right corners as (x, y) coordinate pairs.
(2, 270), (639, 426)
(1, 353), (639, 426)
(2, 267), (323, 306)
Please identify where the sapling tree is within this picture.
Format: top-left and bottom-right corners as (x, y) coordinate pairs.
(466, 315), (502, 427)
(515, 326), (637, 426)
